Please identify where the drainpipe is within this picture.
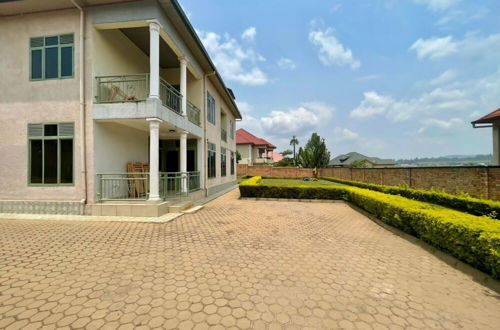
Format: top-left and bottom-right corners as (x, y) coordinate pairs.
(70, 0), (87, 212)
(203, 71), (216, 197)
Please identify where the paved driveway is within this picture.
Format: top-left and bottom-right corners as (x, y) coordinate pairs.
(0, 189), (499, 330)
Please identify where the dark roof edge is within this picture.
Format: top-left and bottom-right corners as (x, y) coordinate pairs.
(170, 0), (242, 119)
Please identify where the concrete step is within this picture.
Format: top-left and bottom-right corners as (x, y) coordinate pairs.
(182, 205), (204, 214)
(168, 200), (193, 213)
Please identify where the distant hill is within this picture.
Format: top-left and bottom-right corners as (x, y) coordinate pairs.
(396, 154), (492, 166)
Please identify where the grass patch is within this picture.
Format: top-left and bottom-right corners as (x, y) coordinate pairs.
(240, 176), (500, 279)
(321, 177), (500, 219)
(261, 178), (343, 187)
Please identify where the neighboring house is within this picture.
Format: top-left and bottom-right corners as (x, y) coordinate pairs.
(472, 108), (500, 165)
(236, 128), (276, 165)
(329, 152), (396, 168)
(271, 152), (284, 163)
(0, 0), (241, 217)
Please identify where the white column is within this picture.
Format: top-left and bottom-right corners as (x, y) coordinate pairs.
(179, 57), (187, 116)
(180, 131), (188, 192)
(149, 21), (161, 99)
(248, 144), (252, 165)
(197, 138), (204, 189)
(493, 125), (500, 165)
(147, 118), (161, 201)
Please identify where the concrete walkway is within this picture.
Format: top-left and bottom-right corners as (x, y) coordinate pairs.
(0, 189), (498, 329)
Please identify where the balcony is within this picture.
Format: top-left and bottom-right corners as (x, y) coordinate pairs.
(96, 171), (200, 202)
(221, 128), (227, 142)
(187, 101), (201, 126)
(95, 74), (201, 127)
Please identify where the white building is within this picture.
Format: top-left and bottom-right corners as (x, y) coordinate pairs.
(0, 0), (241, 216)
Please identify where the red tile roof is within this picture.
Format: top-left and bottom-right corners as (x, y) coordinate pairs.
(236, 128), (276, 149)
(472, 108), (500, 124)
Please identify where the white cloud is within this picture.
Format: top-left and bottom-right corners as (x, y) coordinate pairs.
(410, 33), (500, 61)
(277, 58), (296, 70)
(197, 30), (268, 86)
(236, 101), (254, 114)
(261, 102), (334, 136)
(429, 69), (458, 86)
(350, 69), (500, 125)
(413, 0), (459, 12)
(350, 92), (394, 119)
(309, 25), (360, 70)
(241, 27), (256, 41)
(237, 101), (334, 139)
(437, 6), (489, 26)
(350, 87), (473, 122)
(418, 117), (464, 134)
(410, 36), (458, 60)
(333, 127), (359, 141)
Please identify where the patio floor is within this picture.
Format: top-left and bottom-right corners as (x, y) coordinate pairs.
(0, 189), (498, 329)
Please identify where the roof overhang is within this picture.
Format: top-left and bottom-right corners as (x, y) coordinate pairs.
(159, 0), (242, 120)
(0, 0), (136, 16)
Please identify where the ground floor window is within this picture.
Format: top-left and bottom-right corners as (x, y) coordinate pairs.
(231, 151), (235, 175)
(221, 147), (227, 177)
(28, 123), (74, 185)
(208, 141), (216, 178)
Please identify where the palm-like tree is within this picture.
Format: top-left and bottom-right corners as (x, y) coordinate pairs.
(290, 136), (299, 165)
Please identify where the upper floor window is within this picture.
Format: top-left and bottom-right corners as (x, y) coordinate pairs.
(207, 92), (216, 125)
(30, 34), (74, 80)
(28, 123), (74, 185)
(229, 120), (234, 139)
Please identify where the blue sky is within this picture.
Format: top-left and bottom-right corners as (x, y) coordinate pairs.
(180, 0), (500, 159)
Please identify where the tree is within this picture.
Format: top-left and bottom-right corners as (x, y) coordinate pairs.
(236, 150), (242, 164)
(289, 136), (299, 165)
(296, 133), (331, 168)
(281, 149), (293, 158)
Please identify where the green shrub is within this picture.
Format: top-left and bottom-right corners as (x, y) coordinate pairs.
(239, 176), (500, 278)
(321, 177), (500, 220)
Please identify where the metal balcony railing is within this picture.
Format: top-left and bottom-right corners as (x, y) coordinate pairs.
(187, 101), (201, 126)
(95, 74), (183, 116)
(160, 78), (182, 115)
(95, 74), (149, 103)
(96, 171), (200, 202)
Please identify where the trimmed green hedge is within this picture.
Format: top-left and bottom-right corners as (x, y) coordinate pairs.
(321, 177), (500, 220)
(239, 176), (500, 278)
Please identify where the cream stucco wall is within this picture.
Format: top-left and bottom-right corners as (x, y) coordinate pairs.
(0, 9), (84, 201)
(204, 78), (237, 188)
(92, 28), (149, 77)
(93, 122), (149, 174)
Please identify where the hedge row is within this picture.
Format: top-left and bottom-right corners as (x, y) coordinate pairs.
(239, 176), (500, 278)
(321, 176), (500, 220)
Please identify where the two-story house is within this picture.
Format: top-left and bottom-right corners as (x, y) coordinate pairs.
(0, 0), (241, 217)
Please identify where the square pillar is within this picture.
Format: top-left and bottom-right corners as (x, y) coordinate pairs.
(180, 131), (188, 192)
(197, 138), (205, 189)
(493, 125), (500, 165)
(148, 20), (161, 99)
(147, 118), (162, 201)
(179, 57), (188, 116)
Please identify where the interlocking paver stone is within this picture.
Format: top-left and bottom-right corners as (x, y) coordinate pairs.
(0, 189), (499, 329)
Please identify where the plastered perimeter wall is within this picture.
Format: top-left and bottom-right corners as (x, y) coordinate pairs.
(237, 165), (500, 200)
